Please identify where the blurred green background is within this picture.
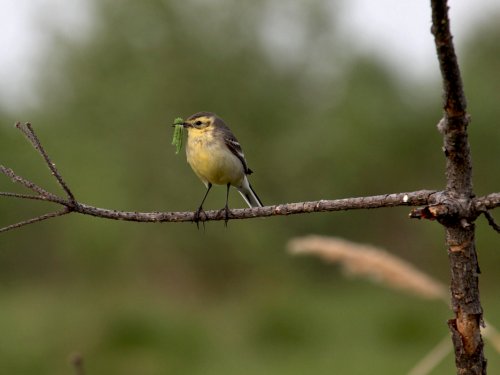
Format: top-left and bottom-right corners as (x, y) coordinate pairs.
(1, 1), (500, 374)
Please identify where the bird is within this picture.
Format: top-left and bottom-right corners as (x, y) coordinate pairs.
(180, 112), (263, 226)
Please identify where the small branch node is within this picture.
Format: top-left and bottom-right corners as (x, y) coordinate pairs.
(437, 117), (446, 134)
(409, 204), (447, 221)
(460, 218), (471, 229)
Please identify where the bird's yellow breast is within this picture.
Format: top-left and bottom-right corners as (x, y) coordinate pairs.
(186, 127), (245, 187)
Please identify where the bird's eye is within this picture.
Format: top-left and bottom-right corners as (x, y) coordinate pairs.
(195, 120), (202, 126)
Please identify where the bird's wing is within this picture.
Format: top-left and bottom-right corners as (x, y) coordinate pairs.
(223, 135), (253, 175)
(215, 123), (252, 175)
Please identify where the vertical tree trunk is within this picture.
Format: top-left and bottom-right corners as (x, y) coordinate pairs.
(430, 0), (487, 373)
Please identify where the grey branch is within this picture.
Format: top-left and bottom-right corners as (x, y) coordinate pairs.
(0, 209), (70, 233)
(1, 152), (437, 230)
(16, 122), (75, 202)
(0, 121), (439, 233)
(2, 122), (500, 235)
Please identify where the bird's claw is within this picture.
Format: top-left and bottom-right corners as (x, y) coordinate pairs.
(193, 206), (207, 230)
(219, 205), (231, 227)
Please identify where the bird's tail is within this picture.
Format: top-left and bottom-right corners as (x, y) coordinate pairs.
(238, 177), (263, 208)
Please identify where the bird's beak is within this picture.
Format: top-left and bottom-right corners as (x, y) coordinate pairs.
(171, 121), (191, 128)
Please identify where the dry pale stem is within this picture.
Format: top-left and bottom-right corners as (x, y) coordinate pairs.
(288, 235), (447, 300)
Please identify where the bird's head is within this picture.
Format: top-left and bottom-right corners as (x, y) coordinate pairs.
(182, 112), (217, 130)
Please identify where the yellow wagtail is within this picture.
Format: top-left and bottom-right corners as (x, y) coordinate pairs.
(181, 112), (263, 225)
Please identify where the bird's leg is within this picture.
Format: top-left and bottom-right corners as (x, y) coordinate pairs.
(194, 183), (212, 229)
(223, 183), (231, 227)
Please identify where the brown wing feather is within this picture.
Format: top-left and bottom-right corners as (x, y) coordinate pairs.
(214, 117), (253, 175)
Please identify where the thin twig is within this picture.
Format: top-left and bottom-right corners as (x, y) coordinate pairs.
(1, 165), (54, 197)
(0, 191), (53, 202)
(15, 122), (76, 202)
(0, 165), (68, 205)
(474, 192), (500, 210)
(474, 193), (500, 233)
(0, 208), (70, 234)
(482, 211), (500, 233)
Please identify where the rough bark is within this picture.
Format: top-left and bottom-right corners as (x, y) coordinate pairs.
(431, 0), (486, 373)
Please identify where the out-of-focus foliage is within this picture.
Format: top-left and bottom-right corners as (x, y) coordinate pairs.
(0, 1), (499, 374)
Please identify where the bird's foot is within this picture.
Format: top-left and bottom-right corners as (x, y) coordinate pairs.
(193, 206), (207, 230)
(219, 205), (232, 227)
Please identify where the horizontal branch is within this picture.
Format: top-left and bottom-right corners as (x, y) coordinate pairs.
(2, 121), (500, 232)
(0, 124), (440, 231)
(71, 190), (438, 223)
(30, 190), (500, 225)
(0, 187), (446, 232)
(474, 193), (500, 210)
